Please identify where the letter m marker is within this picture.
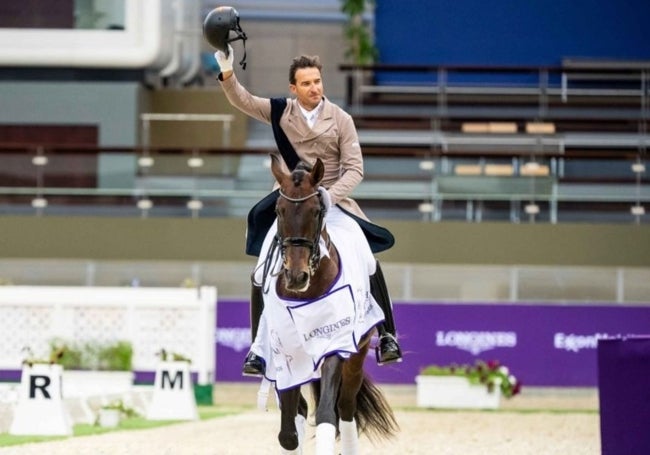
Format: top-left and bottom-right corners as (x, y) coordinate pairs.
(161, 370), (184, 389)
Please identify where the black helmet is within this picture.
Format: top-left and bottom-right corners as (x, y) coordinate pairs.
(203, 6), (248, 68)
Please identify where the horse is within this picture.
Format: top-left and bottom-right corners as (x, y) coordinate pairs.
(259, 154), (398, 454)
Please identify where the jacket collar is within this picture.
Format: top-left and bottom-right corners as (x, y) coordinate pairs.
(287, 97), (334, 140)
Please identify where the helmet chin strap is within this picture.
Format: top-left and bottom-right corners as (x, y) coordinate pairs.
(227, 17), (248, 69)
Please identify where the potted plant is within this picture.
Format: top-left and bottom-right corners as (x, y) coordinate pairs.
(157, 348), (191, 364)
(49, 338), (134, 400)
(97, 399), (139, 428)
(340, 0), (378, 65)
(51, 339), (133, 372)
(415, 359), (522, 409)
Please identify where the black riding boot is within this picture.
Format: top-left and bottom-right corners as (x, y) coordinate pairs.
(369, 261), (403, 365)
(242, 283), (266, 377)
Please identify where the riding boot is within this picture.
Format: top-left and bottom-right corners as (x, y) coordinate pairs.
(242, 283), (266, 377)
(369, 261), (403, 365)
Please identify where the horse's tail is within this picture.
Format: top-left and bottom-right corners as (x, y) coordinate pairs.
(354, 373), (399, 441)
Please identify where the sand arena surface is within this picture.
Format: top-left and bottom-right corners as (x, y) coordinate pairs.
(0, 383), (601, 455)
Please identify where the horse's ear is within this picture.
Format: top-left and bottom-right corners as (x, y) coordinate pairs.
(312, 158), (324, 185)
(270, 154), (286, 184)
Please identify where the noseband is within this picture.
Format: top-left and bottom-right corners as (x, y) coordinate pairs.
(276, 189), (326, 275)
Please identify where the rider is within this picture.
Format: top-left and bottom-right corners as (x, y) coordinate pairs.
(215, 45), (403, 376)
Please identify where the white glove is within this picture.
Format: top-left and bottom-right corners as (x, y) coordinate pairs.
(318, 187), (332, 216)
(214, 44), (234, 73)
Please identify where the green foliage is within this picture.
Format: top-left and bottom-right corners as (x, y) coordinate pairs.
(49, 338), (133, 371)
(98, 399), (139, 420)
(340, 0), (378, 64)
(420, 359), (522, 398)
(0, 434), (64, 447)
(157, 348), (191, 363)
(98, 341), (133, 371)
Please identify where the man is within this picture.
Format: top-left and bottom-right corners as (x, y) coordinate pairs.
(215, 45), (402, 376)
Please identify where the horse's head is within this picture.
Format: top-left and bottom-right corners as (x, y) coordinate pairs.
(271, 154), (327, 292)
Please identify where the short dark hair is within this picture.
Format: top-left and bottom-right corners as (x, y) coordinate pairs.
(289, 55), (322, 84)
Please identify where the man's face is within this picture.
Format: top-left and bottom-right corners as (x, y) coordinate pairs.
(290, 67), (323, 110)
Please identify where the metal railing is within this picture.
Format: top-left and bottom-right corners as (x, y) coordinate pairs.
(0, 145), (647, 223)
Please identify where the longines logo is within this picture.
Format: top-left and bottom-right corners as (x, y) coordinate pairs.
(214, 327), (250, 352)
(436, 330), (517, 355)
(303, 317), (352, 342)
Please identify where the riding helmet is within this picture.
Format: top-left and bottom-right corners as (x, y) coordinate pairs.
(202, 6), (247, 53)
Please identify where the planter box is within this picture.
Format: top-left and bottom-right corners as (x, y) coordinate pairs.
(97, 408), (121, 428)
(62, 370), (133, 398)
(62, 370), (134, 424)
(415, 375), (500, 409)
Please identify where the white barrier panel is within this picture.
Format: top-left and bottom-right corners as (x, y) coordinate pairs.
(146, 361), (198, 421)
(10, 364), (73, 436)
(0, 286), (217, 386)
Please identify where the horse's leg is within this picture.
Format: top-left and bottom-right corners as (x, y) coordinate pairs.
(337, 341), (370, 455)
(315, 355), (343, 455)
(278, 387), (302, 454)
(294, 392), (308, 450)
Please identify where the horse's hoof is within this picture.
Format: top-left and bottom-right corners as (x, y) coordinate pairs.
(376, 334), (403, 365)
(242, 352), (266, 377)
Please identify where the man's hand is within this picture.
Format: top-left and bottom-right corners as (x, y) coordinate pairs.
(214, 44), (234, 76)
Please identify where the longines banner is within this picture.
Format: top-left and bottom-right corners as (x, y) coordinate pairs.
(215, 300), (650, 386)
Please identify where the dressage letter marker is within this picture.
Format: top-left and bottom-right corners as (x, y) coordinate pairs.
(9, 364), (73, 436)
(146, 361), (198, 421)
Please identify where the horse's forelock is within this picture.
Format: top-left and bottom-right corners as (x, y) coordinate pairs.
(291, 169), (310, 188)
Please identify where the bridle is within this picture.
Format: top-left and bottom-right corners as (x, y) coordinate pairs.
(275, 188), (326, 276)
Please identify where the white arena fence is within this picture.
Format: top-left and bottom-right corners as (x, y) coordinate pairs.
(0, 286), (216, 385)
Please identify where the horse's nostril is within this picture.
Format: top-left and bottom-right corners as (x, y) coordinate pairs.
(285, 270), (310, 290)
(297, 271), (309, 285)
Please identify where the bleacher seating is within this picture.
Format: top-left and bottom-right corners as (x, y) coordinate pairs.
(336, 62), (649, 222)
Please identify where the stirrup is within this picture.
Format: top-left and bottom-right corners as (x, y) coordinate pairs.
(242, 352), (266, 377)
(375, 334), (403, 366)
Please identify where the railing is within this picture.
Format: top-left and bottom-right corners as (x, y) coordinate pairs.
(0, 144), (647, 223)
(0, 259), (648, 304)
(339, 63), (650, 136)
(340, 63), (650, 100)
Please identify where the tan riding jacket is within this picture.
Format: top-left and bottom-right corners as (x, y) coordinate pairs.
(220, 74), (368, 221)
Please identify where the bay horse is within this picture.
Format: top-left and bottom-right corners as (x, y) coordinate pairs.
(262, 154), (398, 454)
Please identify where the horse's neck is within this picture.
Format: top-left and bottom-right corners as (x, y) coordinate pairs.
(277, 229), (339, 300)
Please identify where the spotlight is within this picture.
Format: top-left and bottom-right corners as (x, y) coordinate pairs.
(138, 156), (155, 167)
(524, 203), (540, 215)
(631, 205), (645, 216)
(188, 157), (204, 168)
(187, 199), (204, 211)
(418, 202), (434, 213)
(31, 197), (48, 208)
(32, 156), (48, 166)
(419, 160), (435, 171)
(137, 199), (153, 210)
